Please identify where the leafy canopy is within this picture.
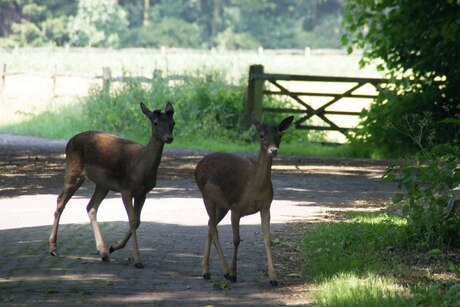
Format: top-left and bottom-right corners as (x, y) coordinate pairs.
(342, 0), (460, 157)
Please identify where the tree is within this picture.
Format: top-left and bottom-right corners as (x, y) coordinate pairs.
(342, 0), (460, 157)
(0, 0), (76, 47)
(68, 0), (128, 47)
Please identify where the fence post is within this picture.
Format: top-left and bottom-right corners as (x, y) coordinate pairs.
(0, 64), (5, 100)
(244, 64), (264, 129)
(102, 67), (111, 94)
(50, 65), (57, 98)
(153, 69), (162, 80)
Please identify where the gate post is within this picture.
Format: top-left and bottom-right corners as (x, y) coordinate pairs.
(102, 67), (112, 95)
(0, 64), (5, 100)
(244, 64), (264, 129)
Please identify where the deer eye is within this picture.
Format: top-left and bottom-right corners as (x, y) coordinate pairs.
(259, 133), (265, 139)
(153, 121), (158, 126)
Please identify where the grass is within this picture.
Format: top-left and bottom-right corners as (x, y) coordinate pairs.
(0, 48), (382, 78)
(0, 48), (385, 157)
(301, 212), (460, 306)
(314, 272), (408, 307)
(0, 95), (369, 158)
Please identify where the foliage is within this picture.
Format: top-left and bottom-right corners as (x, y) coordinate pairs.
(123, 17), (203, 48)
(342, 0), (460, 157)
(0, 0), (344, 49)
(213, 28), (259, 50)
(380, 105), (460, 248)
(412, 283), (460, 307)
(68, 0), (128, 47)
(84, 72), (250, 144)
(0, 0), (76, 47)
(384, 144), (460, 248)
(302, 212), (460, 306)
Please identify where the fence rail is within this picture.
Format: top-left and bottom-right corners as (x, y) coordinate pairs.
(244, 64), (384, 136)
(0, 64), (183, 99)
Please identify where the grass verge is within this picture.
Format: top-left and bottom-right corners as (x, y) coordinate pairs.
(302, 212), (460, 306)
(0, 101), (368, 158)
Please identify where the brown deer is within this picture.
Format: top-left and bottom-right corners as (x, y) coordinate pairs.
(195, 114), (294, 286)
(49, 102), (175, 268)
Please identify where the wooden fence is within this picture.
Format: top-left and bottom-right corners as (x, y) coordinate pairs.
(0, 64), (183, 99)
(244, 64), (383, 136)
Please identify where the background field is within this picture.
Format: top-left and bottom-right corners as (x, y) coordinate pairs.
(0, 48), (383, 145)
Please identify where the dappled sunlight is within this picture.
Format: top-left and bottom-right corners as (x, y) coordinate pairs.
(0, 148), (398, 305)
(1, 273), (121, 284)
(273, 163), (386, 178)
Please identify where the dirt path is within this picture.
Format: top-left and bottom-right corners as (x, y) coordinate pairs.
(0, 135), (397, 306)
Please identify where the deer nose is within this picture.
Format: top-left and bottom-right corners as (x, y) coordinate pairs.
(268, 146), (279, 156)
(164, 135), (174, 143)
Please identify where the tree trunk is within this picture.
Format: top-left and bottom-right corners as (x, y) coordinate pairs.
(143, 0), (150, 26)
(211, 0), (222, 36)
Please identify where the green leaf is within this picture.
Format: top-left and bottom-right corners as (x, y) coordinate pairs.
(447, 283), (460, 296)
(271, 238), (281, 246)
(439, 118), (460, 126)
(430, 144), (454, 155)
(427, 248), (442, 257)
(213, 281), (232, 290)
(382, 173), (396, 183)
(448, 260), (460, 278)
(392, 193), (404, 204)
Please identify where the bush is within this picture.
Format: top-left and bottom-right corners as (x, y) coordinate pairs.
(351, 82), (459, 158)
(84, 71), (249, 144)
(384, 109), (460, 248)
(123, 18), (203, 48)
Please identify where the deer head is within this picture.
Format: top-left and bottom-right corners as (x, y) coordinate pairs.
(252, 113), (294, 156)
(141, 102), (175, 144)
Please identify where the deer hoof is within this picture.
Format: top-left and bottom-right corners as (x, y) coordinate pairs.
(224, 274), (237, 282)
(109, 246), (115, 254)
(101, 255), (110, 262)
(134, 262), (144, 269)
(49, 250), (59, 257)
(203, 272), (211, 280)
(270, 280), (279, 287)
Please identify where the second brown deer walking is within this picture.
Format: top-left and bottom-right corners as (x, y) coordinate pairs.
(195, 113), (294, 286)
(49, 102), (175, 268)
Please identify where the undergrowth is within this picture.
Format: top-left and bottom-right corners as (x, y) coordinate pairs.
(0, 69), (373, 158)
(302, 212), (460, 306)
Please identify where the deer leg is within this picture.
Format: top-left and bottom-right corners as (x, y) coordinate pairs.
(261, 209), (278, 286)
(109, 195), (145, 255)
(49, 176), (85, 256)
(86, 186), (109, 262)
(119, 192), (143, 268)
(229, 211), (241, 282)
(202, 222), (212, 280)
(202, 203), (229, 279)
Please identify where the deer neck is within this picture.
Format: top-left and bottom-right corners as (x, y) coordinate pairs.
(138, 136), (165, 171)
(252, 149), (273, 189)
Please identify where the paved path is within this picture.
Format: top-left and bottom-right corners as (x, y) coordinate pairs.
(0, 135), (397, 306)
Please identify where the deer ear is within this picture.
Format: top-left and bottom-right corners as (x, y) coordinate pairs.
(140, 102), (152, 118)
(165, 102), (174, 114)
(251, 112), (261, 130)
(278, 116), (294, 132)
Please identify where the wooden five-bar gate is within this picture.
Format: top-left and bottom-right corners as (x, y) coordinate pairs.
(245, 64), (383, 138)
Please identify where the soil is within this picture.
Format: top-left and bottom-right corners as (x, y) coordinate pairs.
(0, 134), (398, 306)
